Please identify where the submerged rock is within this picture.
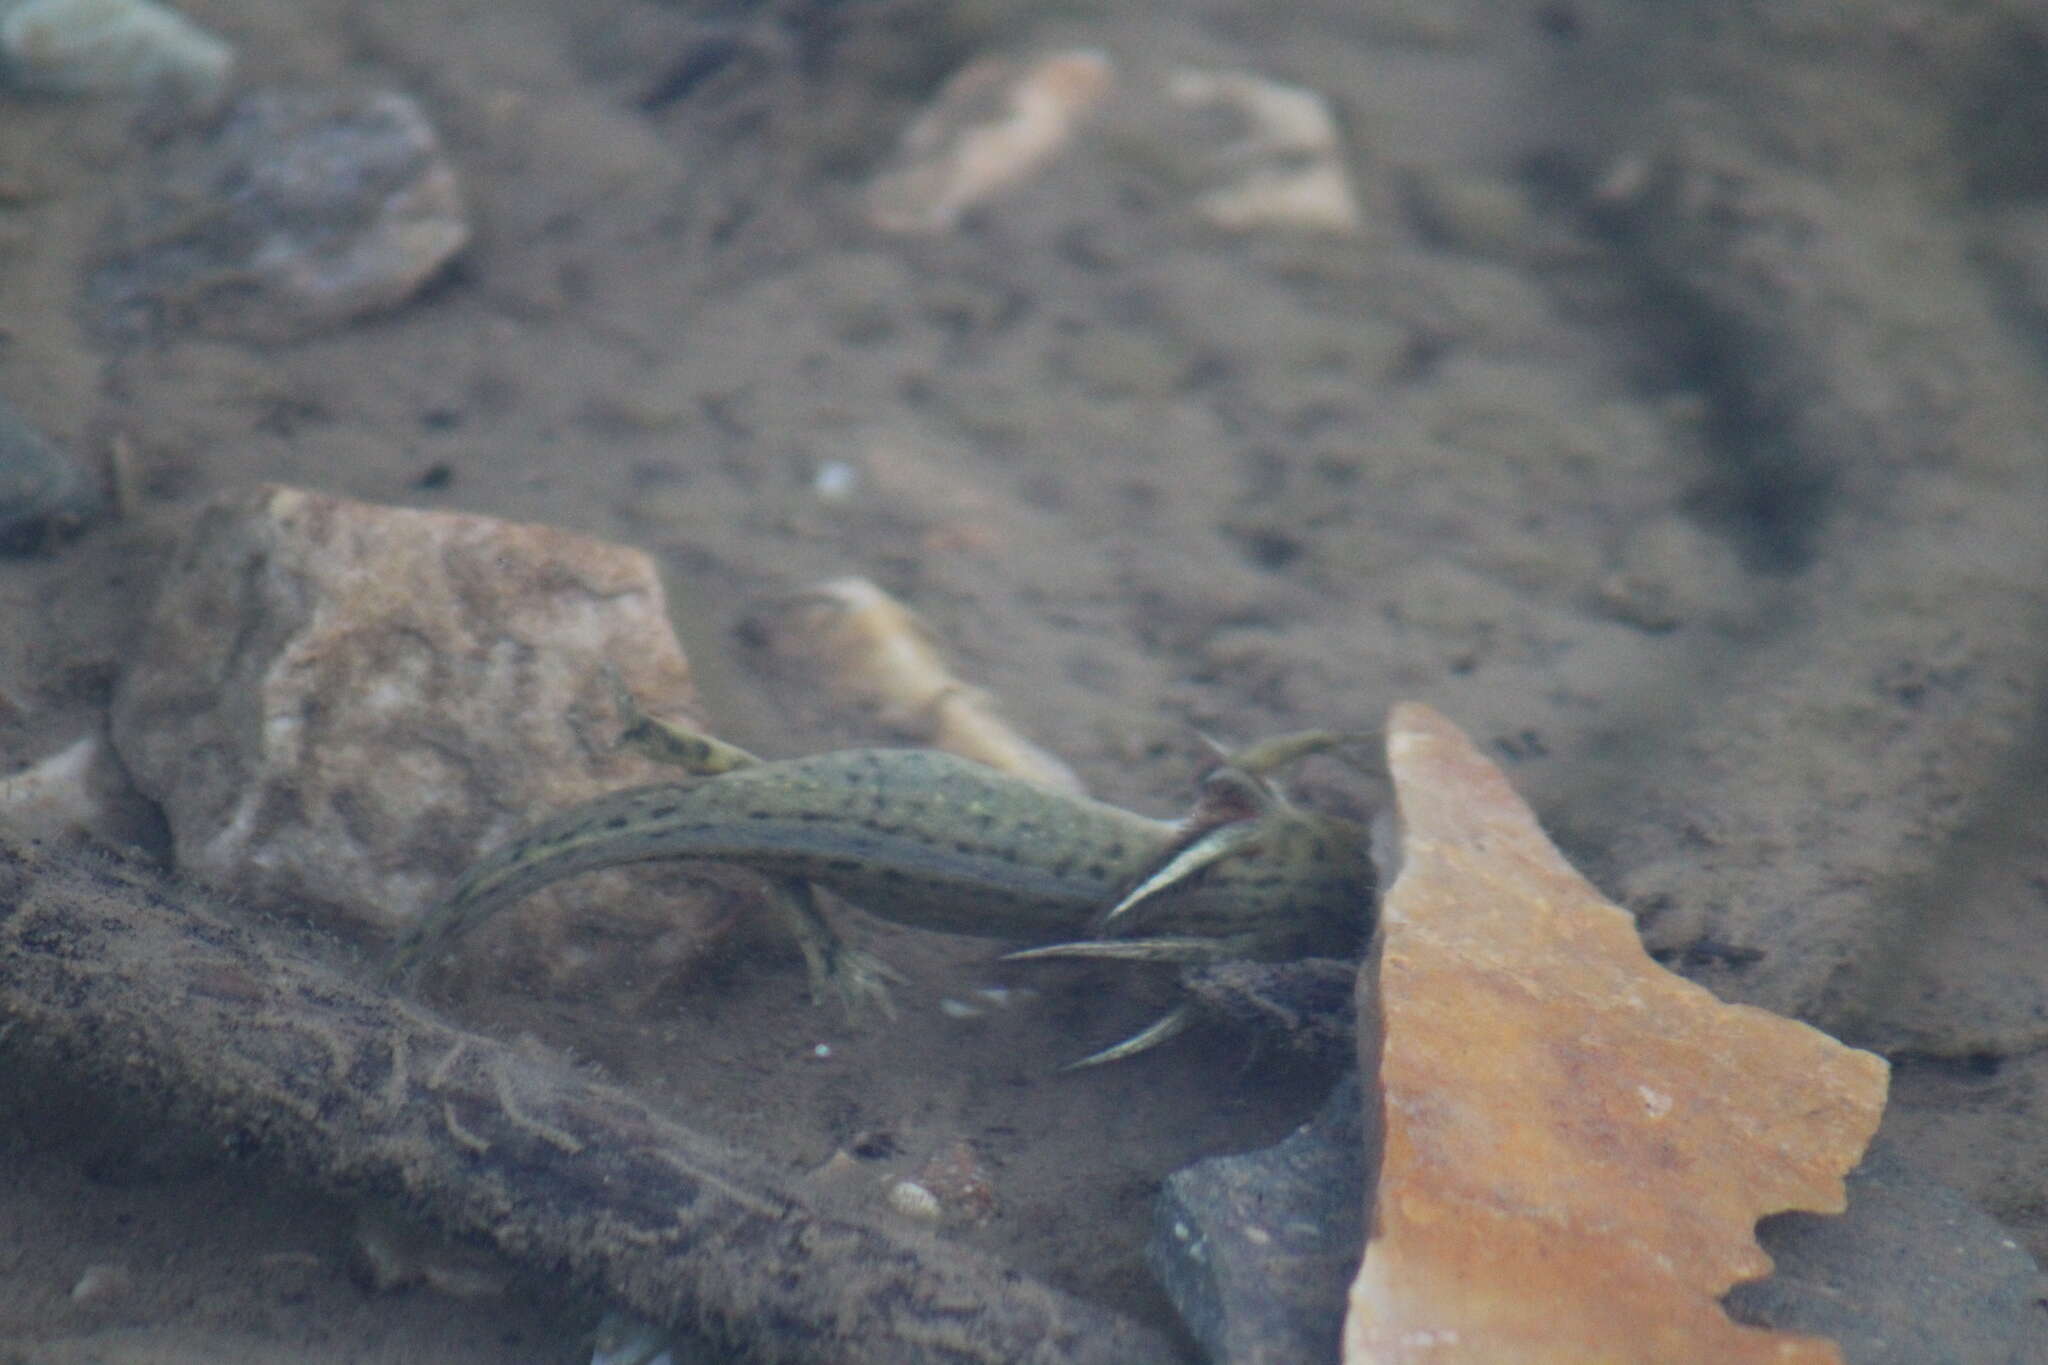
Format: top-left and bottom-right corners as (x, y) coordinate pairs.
(1154, 709), (2039, 1362)
(109, 485), (727, 999)
(1156, 1087), (2048, 1365)
(92, 88), (468, 341)
(0, 0), (231, 108)
(1151, 1075), (1365, 1365)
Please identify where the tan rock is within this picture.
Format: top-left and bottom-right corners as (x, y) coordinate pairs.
(110, 485), (726, 996)
(866, 50), (1114, 234)
(1346, 703), (1888, 1364)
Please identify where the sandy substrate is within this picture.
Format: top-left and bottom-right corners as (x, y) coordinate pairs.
(2, 1), (2045, 1360)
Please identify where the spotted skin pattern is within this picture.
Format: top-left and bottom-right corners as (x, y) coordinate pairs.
(388, 724), (1373, 1056)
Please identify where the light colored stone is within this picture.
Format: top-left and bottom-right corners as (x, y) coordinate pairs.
(886, 1179), (942, 1222)
(0, 0), (232, 107)
(1168, 68), (1362, 235)
(110, 485), (725, 993)
(0, 736), (106, 841)
(866, 49), (1113, 234)
(1345, 703), (1888, 1364)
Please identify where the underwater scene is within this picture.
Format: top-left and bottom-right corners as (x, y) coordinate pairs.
(0, 1), (2045, 1361)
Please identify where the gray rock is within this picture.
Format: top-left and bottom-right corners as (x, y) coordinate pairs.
(1150, 1074), (1363, 1365)
(1153, 1081), (2048, 1364)
(92, 88), (468, 342)
(1726, 1138), (2048, 1365)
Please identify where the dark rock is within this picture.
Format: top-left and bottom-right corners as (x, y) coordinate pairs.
(1727, 1137), (2048, 1365)
(1150, 1073), (1364, 1365)
(0, 394), (101, 553)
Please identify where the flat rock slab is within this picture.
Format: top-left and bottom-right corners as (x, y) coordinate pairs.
(1351, 703), (1887, 1362)
(1727, 1139), (2048, 1365)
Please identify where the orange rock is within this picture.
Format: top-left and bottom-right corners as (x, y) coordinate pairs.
(1345, 703), (1888, 1364)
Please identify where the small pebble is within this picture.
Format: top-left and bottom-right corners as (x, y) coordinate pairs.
(886, 1179), (942, 1222)
(915, 1140), (999, 1224)
(974, 985), (1031, 1007)
(811, 460), (859, 500)
(0, 736), (107, 840)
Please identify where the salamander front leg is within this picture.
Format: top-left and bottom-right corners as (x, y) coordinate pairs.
(604, 665), (761, 775)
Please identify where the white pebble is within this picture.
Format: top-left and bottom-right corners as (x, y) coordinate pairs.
(887, 1180), (942, 1221)
(974, 985), (1034, 1008)
(812, 460), (859, 500)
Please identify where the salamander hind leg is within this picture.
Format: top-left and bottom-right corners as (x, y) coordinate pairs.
(767, 875), (905, 1018)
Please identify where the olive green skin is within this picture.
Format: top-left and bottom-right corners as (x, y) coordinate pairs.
(389, 746), (1371, 986)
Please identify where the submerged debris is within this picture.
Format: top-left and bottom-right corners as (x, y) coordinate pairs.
(0, 827), (1183, 1365)
(1179, 957), (1357, 1067)
(752, 575), (1086, 795)
(865, 49), (1114, 233)
(1168, 67), (1363, 235)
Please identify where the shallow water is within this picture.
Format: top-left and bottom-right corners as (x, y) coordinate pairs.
(2, 1), (2044, 1360)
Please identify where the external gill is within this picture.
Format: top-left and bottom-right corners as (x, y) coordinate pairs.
(1008, 731), (1378, 1065)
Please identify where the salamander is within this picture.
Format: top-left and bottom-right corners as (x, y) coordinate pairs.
(387, 692), (1373, 1064)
